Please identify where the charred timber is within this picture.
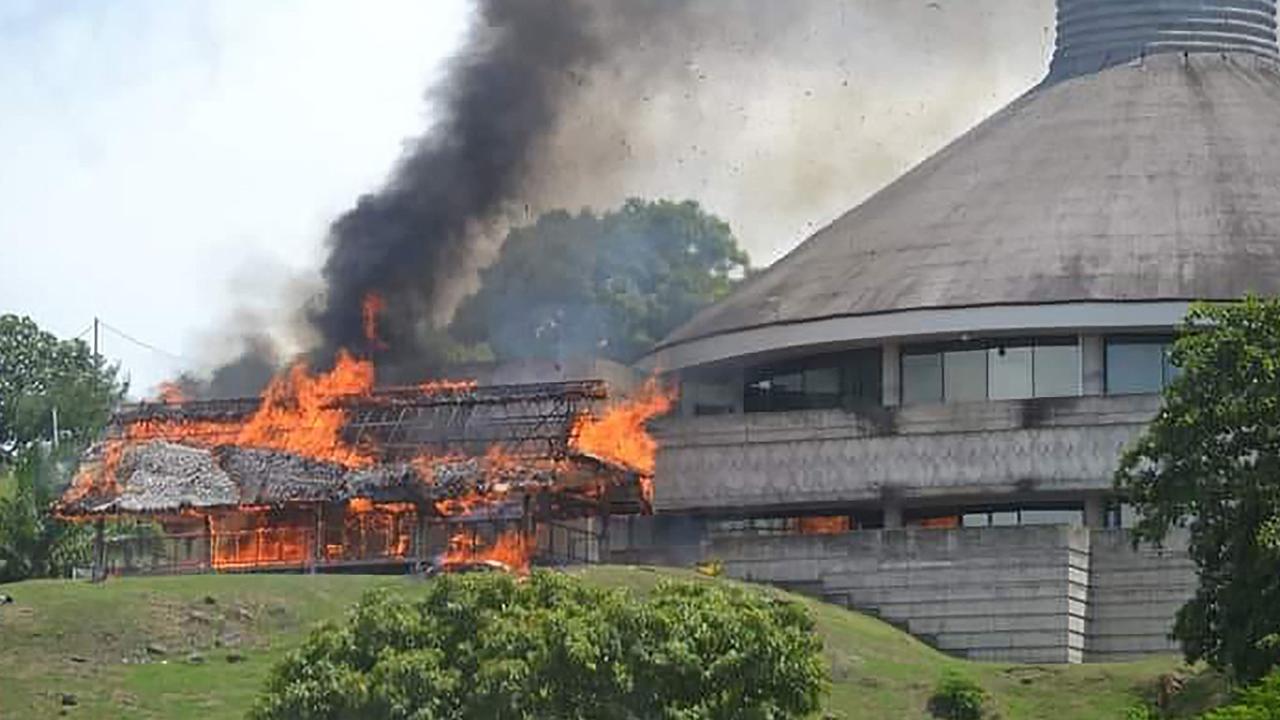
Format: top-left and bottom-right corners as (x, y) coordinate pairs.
(112, 379), (608, 425)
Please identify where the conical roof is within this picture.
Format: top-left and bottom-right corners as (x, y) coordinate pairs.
(654, 1), (1280, 367)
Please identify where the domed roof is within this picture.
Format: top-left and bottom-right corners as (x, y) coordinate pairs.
(655, 4), (1280, 365)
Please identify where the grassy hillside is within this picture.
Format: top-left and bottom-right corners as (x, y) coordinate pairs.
(0, 568), (1217, 719)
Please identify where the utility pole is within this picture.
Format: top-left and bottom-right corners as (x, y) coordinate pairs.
(90, 317), (105, 582)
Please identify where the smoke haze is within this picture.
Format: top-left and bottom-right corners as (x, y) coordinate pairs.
(190, 0), (1055, 394)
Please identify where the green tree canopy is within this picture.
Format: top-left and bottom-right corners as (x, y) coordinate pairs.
(450, 199), (750, 364)
(1115, 297), (1280, 682)
(251, 572), (827, 720)
(0, 450), (91, 582)
(0, 314), (124, 465)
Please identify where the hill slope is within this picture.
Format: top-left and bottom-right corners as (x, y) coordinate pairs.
(0, 568), (1207, 719)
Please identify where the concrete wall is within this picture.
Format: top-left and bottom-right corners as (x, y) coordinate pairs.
(1087, 528), (1195, 661)
(653, 395), (1159, 512)
(611, 523), (1195, 664)
(713, 526), (1090, 663)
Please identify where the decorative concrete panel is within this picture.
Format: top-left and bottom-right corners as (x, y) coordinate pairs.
(654, 396), (1158, 512)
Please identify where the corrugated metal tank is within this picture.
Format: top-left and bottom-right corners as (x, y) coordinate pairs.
(1051, 0), (1278, 81)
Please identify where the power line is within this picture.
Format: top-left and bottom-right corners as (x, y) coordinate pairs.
(97, 320), (187, 363)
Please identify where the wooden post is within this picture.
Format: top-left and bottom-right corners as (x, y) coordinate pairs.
(205, 515), (215, 573)
(597, 483), (611, 565)
(92, 518), (106, 582)
(312, 504), (323, 574)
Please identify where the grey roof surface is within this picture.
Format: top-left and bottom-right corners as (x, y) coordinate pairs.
(658, 53), (1280, 352)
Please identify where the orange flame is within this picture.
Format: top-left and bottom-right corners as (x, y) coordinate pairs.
(209, 510), (311, 570)
(419, 379), (478, 394)
(441, 529), (531, 574)
(571, 378), (675, 475)
(362, 292), (388, 351)
(125, 350), (374, 467)
(155, 382), (187, 404)
(235, 350), (375, 466)
(59, 351), (378, 507)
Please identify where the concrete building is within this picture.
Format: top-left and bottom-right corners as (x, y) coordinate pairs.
(620, 0), (1280, 663)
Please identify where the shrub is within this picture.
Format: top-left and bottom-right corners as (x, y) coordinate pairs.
(251, 571), (828, 719)
(1123, 703), (1160, 720)
(928, 671), (990, 720)
(1201, 670), (1280, 720)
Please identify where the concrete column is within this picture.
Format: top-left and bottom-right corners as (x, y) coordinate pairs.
(1084, 493), (1108, 528)
(1081, 335), (1105, 396)
(882, 342), (901, 407)
(730, 366), (746, 414)
(882, 499), (904, 529)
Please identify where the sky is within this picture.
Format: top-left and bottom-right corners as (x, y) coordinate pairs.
(0, 0), (471, 394)
(0, 0), (1054, 397)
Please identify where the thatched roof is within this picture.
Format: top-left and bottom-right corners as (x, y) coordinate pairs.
(61, 440), (631, 517)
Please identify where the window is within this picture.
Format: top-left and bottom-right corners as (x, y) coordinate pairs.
(745, 349), (882, 413)
(900, 338), (1081, 405)
(1033, 342), (1082, 397)
(1106, 337), (1176, 395)
(988, 345), (1033, 400)
(902, 352), (943, 405)
(958, 506), (1084, 528)
(944, 349), (988, 402)
(709, 515), (861, 538)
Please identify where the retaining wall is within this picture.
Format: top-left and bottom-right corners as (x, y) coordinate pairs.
(611, 523), (1194, 663)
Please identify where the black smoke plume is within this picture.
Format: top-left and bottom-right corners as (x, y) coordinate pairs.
(308, 0), (610, 381)
(182, 0), (1053, 395)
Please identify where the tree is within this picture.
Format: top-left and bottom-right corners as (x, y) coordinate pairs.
(0, 314), (124, 466)
(0, 449), (91, 582)
(1115, 297), (1280, 682)
(451, 199), (750, 364)
(0, 314), (121, 581)
(251, 572), (827, 720)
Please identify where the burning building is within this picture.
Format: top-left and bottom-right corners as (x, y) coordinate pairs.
(58, 0), (1280, 667)
(621, 0), (1280, 664)
(59, 350), (670, 577)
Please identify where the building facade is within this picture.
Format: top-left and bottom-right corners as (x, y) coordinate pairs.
(622, 0), (1280, 662)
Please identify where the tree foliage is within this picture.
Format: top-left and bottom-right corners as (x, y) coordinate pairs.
(1116, 297), (1280, 682)
(1201, 669), (1280, 720)
(0, 314), (124, 465)
(928, 672), (991, 720)
(251, 572), (827, 720)
(451, 199), (750, 364)
(0, 449), (92, 582)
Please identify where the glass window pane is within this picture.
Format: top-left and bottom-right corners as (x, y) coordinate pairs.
(902, 353), (943, 405)
(1034, 343), (1081, 398)
(1020, 509), (1084, 526)
(773, 372), (802, 392)
(963, 513), (990, 528)
(989, 345), (1033, 399)
(990, 511), (1018, 527)
(804, 367), (840, 395)
(944, 349), (988, 403)
(1107, 342), (1164, 394)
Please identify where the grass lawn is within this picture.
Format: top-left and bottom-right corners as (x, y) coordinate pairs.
(0, 469), (13, 500)
(0, 568), (1221, 719)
